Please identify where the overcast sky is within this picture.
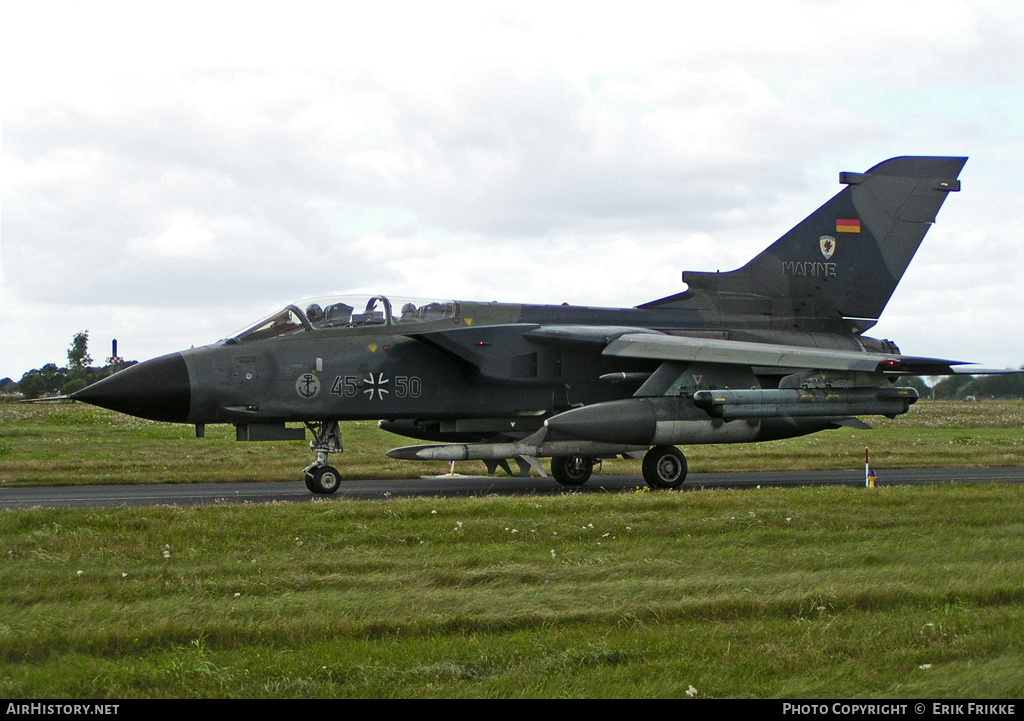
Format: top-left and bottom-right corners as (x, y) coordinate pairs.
(3, 0), (1023, 379)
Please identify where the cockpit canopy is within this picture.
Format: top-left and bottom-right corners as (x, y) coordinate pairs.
(225, 295), (459, 344)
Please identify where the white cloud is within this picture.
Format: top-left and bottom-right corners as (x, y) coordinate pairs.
(2, 1), (1024, 376)
(127, 220), (216, 260)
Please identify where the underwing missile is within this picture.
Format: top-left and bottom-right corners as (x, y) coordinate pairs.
(544, 386), (917, 446)
(385, 439), (646, 462)
(692, 387), (918, 420)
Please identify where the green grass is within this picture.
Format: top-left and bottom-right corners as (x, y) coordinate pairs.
(1, 400), (1023, 486)
(2, 485), (1024, 697)
(1, 401), (1022, 697)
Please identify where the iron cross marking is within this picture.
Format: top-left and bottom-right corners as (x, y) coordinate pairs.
(363, 373), (390, 400)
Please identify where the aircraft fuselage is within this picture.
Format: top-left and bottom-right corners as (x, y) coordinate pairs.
(71, 156), (972, 492)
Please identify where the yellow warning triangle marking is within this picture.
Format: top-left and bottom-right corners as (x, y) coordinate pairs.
(369, 344), (378, 353)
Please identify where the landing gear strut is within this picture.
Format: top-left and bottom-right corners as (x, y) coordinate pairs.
(303, 420), (343, 494)
(641, 445), (688, 490)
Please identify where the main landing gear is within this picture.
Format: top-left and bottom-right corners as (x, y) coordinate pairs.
(641, 445), (688, 490)
(550, 455), (596, 486)
(303, 420), (343, 494)
(548, 447), (688, 490)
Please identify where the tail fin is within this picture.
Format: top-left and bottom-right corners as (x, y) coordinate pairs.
(643, 156), (967, 333)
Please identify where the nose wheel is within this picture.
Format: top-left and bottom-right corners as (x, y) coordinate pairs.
(305, 465), (341, 494)
(302, 420), (344, 494)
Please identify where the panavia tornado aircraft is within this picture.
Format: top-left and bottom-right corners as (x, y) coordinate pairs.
(75, 155), (981, 493)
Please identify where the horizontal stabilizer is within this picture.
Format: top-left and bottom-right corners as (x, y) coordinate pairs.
(948, 366), (1024, 375)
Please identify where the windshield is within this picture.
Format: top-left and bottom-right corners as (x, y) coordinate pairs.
(230, 306), (308, 344)
(226, 295), (459, 344)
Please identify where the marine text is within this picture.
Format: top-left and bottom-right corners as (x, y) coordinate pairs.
(783, 261), (837, 277)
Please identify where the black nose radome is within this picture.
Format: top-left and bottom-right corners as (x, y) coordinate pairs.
(72, 352), (191, 423)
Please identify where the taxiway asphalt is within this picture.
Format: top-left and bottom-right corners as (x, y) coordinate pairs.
(3, 466), (1024, 510)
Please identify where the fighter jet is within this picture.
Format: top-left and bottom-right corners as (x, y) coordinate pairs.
(75, 156), (980, 492)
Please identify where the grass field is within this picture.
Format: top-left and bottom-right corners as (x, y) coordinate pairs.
(3, 485), (1024, 698)
(1, 401), (1023, 698)
(1, 400), (1023, 486)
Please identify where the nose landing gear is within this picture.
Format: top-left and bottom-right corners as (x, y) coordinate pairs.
(303, 420), (343, 494)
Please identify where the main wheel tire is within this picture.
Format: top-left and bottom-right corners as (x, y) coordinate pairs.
(641, 446), (688, 489)
(551, 455), (595, 486)
(307, 465), (342, 494)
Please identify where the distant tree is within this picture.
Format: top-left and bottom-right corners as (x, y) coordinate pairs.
(928, 372), (1024, 400)
(16, 373), (46, 399)
(932, 374), (975, 400)
(898, 376), (931, 398)
(18, 364), (67, 399)
(956, 374), (1024, 400)
(11, 331), (137, 399)
(61, 378), (90, 395)
(68, 331), (92, 372)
